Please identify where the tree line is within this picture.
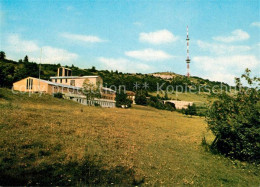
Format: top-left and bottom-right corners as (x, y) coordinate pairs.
(1, 51), (232, 93)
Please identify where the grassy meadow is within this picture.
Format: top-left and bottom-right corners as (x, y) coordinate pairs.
(0, 88), (259, 186)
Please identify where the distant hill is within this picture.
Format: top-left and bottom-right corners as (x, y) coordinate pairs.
(0, 52), (232, 92)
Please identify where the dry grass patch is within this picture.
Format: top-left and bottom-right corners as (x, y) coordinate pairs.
(0, 88), (259, 186)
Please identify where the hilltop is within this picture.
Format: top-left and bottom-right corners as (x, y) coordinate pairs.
(0, 88), (259, 185)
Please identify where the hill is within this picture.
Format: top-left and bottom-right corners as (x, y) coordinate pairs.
(0, 88), (259, 185)
(0, 52), (233, 93)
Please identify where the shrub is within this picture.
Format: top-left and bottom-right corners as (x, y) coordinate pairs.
(206, 69), (260, 162)
(135, 92), (147, 105)
(115, 91), (132, 108)
(182, 104), (197, 116)
(53, 92), (63, 99)
(164, 102), (175, 111)
(147, 96), (175, 111)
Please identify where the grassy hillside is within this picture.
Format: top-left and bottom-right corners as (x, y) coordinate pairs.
(0, 88), (259, 186)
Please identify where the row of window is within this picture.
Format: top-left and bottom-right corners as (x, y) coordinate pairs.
(53, 86), (77, 93)
(103, 96), (115, 100)
(54, 79), (75, 86)
(55, 79), (68, 83)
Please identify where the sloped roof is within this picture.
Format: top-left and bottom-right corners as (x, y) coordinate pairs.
(126, 91), (136, 96)
(102, 87), (116, 93)
(27, 77), (82, 90)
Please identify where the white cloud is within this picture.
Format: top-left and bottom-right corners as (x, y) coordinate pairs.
(7, 34), (40, 53)
(61, 33), (105, 43)
(5, 34), (78, 64)
(251, 22), (260, 27)
(139, 30), (178, 44)
(31, 46), (78, 64)
(193, 55), (259, 85)
(98, 57), (152, 73)
(125, 48), (172, 61)
(213, 29), (250, 43)
(197, 40), (251, 55)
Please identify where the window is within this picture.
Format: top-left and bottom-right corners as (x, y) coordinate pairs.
(55, 79), (57, 83)
(65, 69), (68, 76)
(68, 70), (72, 76)
(26, 78), (33, 89)
(26, 79), (29, 89)
(59, 67), (63, 76)
(60, 79), (62, 83)
(65, 79), (67, 83)
(70, 80), (75, 86)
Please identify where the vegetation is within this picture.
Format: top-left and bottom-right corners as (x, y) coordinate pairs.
(181, 104), (197, 117)
(53, 92), (63, 99)
(0, 88), (259, 185)
(115, 90), (132, 108)
(0, 51), (6, 60)
(135, 91), (147, 105)
(207, 69), (260, 162)
(82, 78), (101, 101)
(0, 51), (234, 94)
(0, 53), (39, 87)
(148, 95), (175, 111)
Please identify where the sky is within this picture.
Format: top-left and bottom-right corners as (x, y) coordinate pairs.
(0, 0), (259, 85)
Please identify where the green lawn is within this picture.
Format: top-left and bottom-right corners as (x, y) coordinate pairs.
(0, 88), (259, 186)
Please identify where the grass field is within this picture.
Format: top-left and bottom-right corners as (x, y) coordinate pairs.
(0, 88), (259, 186)
(150, 91), (216, 103)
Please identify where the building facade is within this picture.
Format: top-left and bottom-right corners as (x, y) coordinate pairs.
(13, 77), (81, 94)
(50, 75), (103, 88)
(12, 67), (116, 102)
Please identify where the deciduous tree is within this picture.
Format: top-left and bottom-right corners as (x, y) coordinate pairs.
(207, 69), (260, 161)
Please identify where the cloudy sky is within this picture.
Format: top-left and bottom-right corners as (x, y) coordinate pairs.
(0, 0), (259, 85)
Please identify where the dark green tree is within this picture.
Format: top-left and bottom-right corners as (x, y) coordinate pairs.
(23, 55), (29, 63)
(90, 66), (97, 72)
(164, 92), (169, 100)
(206, 69), (260, 161)
(0, 63), (15, 87)
(135, 91), (147, 105)
(0, 51), (6, 60)
(115, 90), (132, 108)
(183, 104), (197, 116)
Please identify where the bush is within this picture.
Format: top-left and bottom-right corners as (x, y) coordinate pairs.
(115, 91), (132, 108)
(135, 92), (147, 105)
(53, 92), (63, 99)
(206, 69), (260, 162)
(181, 104), (197, 116)
(147, 96), (175, 111)
(164, 102), (175, 111)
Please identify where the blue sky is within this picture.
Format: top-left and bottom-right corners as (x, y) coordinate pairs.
(0, 0), (259, 85)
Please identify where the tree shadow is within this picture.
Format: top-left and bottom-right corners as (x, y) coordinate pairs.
(0, 156), (144, 186)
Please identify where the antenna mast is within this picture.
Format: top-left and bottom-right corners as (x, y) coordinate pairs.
(39, 48), (42, 90)
(186, 26), (190, 77)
